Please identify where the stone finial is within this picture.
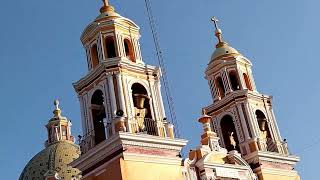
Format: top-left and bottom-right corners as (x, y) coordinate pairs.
(100, 0), (115, 13)
(54, 100), (60, 110)
(211, 16), (228, 48)
(53, 99), (62, 118)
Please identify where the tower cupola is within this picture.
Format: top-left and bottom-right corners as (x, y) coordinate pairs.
(203, 17), (300, 180)
(19, 100), (80, 180)
(74, 1), (180, 156)
(209, 17), (241, 62)
(45, 100), (75, 147)
(205, 17), (257, 102)
(81, 0), (144, 71)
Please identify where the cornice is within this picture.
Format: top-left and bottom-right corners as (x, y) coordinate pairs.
(205, 55), (252, 77)
(206, 90), (272, 114)
(71, 132), (187, 172)
(119, 132), (188, 151)
(81, 17), (140, 44)
(73, 59), (159, 93)
(244, 151), (299, 165)
(122, 153), (183, 165)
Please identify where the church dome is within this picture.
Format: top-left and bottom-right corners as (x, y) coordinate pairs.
(19, 141), (81, 180)
(209, 17), (241, 63)
(19, 100), (81, 180)
(210, 44), (240, 62)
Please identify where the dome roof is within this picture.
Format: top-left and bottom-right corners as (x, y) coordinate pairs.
(210, 44), (240, 62)
(208, 19), (241, 63)
(19, 141), (81, 180)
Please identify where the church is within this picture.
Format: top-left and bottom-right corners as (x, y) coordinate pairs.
(19, 1), (300, 179)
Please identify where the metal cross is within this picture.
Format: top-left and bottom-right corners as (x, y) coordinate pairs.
(102, 0), (109, 6)
(54, 100), (60, 110)
(211, 16), (220, 31)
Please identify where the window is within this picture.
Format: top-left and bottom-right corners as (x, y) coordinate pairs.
(124, 39), (135, 62)
(216, 77), (226, 98)
(91, 90), (106, 145)
(61, 126), (67, 140)
(255, 110), (277, 152)
(105, 37), (116, 58)
(243, 73), (253, 91)
(229, 71), (240, 91)
(220, 115), (240, 152)
(91, 44), (99, 68)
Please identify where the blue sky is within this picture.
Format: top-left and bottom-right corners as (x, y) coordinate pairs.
(0, 0), (317, 179)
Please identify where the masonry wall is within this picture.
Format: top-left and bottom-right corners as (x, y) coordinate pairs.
(120, 159), (184, 180)
(259, 168), (300, 180)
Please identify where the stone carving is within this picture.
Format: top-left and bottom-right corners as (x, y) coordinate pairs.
(229, 132), (237, 150)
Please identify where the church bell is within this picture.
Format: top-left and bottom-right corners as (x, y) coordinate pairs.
(133, 94), (149, 109)
(258, 118), (268, 131)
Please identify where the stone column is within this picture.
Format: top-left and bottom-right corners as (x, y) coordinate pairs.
(116, 73), (127, 116)
(237, 103), (250, 140)
(107, 74), (117, 118)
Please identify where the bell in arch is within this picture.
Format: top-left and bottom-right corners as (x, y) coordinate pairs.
(258, 118), (268, 131)
(133, 94), (149, 109)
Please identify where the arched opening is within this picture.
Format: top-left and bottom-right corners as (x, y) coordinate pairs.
(91, 44), (99, 68)
(91, 90), (106, 145)
(229, 71), (240, 91)
(124, 39), (135, 62)
(255, 110), (275, 152)
(220, 115), (240, 152)
(216, 77), (226, 98)
(243, 73), (253, 91)
(61, 126), (67, 140)
(105, 37), (116, 58)
(131, 83), (156, 135)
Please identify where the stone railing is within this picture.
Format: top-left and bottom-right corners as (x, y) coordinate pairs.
(129, 118), (158, 136)
(78, 118), (160, 154)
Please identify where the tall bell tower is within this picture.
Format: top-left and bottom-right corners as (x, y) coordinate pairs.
(204, 17), (300, 180)
(71, 1), (187, 179)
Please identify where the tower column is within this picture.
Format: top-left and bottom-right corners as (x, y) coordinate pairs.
(222, 69), (231, 94)
(99, 33), (106, 60)
(116, 73), (127, 117)
(107, 74), (117, 118)
(244, 102), (259, 138)
(236, 67), (246, 90)
(157, 83), (166, 119)
(225, 68), (233, 93)
(148, 80), (157, 121)
(236, 103), (250, 140)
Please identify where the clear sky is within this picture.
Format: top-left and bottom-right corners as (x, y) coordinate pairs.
(0, 0), (317, 179)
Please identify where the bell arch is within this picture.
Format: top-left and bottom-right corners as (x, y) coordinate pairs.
(131, 83), (157, 135)
(229, 71), (240, 91)
(91, 44), (99, 68)
(105, 36), (116, 58)
(255, 109), (277, 152)
(91, 89), (106, 145)
(243, 73), (253, 91)
(124, 39), (135, 62)
(131, 83), (151, 119)
(215, 76), (226, 98)
(220, 115), (240, 152)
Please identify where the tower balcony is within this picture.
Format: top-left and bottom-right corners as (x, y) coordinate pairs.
(78, 117), (174, 154)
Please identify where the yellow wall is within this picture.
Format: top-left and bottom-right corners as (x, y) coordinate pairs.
(120, 159), (184, 180)
(260, 169), (300, 180)
(82, 157), (123, 180)
(82, 157), (184, 180)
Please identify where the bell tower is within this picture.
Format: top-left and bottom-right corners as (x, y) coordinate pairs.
(204, 17), (300, 180)
(71, 1), (187, 179)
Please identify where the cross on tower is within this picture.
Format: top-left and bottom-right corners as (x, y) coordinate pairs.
(211, 16), (220, 31)
(102, 0), (109, 6)
(210, 16), (225, 46)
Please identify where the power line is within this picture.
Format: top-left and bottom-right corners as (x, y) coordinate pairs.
(144, 0), (181, 138)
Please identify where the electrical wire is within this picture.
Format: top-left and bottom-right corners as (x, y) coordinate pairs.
(144, 0), (181, 138)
